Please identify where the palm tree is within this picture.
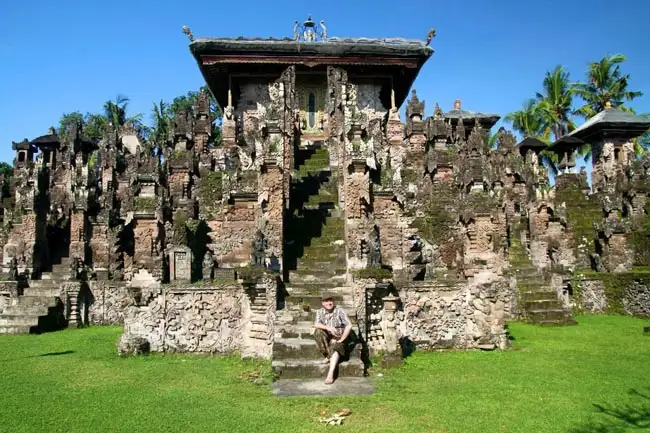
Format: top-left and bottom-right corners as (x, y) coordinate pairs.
(504, 99), (548, 139)
(505, 99), (558, 174)
(103, 94), (147, 138)
(572, 54), (644, 119)
(536, 65), (576, 141)
(150, 100), (170, 156)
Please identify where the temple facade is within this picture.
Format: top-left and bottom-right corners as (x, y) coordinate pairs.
(1, 19), (649, 378)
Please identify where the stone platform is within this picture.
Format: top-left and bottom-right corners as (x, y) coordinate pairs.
(271, 377), (375, 397)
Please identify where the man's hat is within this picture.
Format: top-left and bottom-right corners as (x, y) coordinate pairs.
(320, 293), (334, 301)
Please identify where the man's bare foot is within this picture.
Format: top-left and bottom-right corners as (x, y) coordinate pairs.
(322, 358), (330, 364)
(324, 377), (334, 385)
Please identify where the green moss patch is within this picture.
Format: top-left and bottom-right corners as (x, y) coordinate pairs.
(576, 269), (650, 314)
(554, 176), (601, 260)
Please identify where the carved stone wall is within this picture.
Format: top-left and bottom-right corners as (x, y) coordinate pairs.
(398, 280), (512, 350)
(624, 281), (650, 317)
(121, 280), (276, 356)
(88, 281), (132, 325)
(207, 204), (257, 268)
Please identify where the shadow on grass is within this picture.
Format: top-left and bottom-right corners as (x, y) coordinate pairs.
(571, 387), (650, 432)
(38, 350), (75, 357)
(0, 350), (76, 363)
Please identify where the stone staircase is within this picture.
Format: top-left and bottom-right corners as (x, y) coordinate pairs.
(273, 145), (364, 378)
(247, 282), (271, 341)
(509, 232), (576, 326)
(0, 258), (70, 334)
(515, 266), (576, 326)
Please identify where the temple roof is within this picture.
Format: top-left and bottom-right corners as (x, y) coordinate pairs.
(189, 36), (433, 108)
(568, 107), (650, 141)
(443, 100), (500, 129)
(517, 137), (548, 156)
(30, 128), (60, 148)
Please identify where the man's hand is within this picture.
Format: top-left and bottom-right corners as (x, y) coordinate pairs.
(336, 337), (346, 344)
(327, 326), (338, 336)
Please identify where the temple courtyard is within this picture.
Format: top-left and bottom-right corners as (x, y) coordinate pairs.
(0, 315), (647, 433)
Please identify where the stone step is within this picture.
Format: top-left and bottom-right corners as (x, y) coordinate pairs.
(287, 272), (347, 283)
(272, 358), (364, 379)
(17, 296), (59, 307)
(29, 279), (66, 289)
(23, 287), (61, 297)
(0, 314), (40, 327)
(284, 294), (344, 310)
(527, 309), (571, 322)
(42, 272), (70, 280)
(273, 338), (323, 360)
(523, 300), (562, 311)
(250, 323), (268, 333)
(275, 321), (314, 339)
(537, 318), (578, 327)
(251, 298), (268, 306)
(0, 325), (33, 334)
(520, 291), (558, 302)
(249, 330), (267, 340)
(1, 305), (49, 316)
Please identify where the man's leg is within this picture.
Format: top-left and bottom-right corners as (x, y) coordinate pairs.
(325, 352), (339, 384)
(313, 328), (331, 358)
(324, 338), (346, 385)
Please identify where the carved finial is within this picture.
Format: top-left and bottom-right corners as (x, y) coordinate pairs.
(319, 20), (328, 39)
(293, 21), (300, 41)
(182, 26), (194, 42)
(294, 15), (326, 41)
(426, 28), (436, 46)
(453, 99), (462, 110)
(605, 100), (612, 109)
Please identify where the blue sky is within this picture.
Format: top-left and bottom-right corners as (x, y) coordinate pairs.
(1, 0), (649, 164)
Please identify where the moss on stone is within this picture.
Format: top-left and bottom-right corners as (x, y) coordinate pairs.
(554, 179), (601, 260)
(401, 168), (419, 185)
(412, 200), (454, 247)
(576, 269), (650, 314)
(134, 197), (156, 212)
(352, 267), (393, 280)
(199, 171), (223, 206)
(629, 202), (650, 266)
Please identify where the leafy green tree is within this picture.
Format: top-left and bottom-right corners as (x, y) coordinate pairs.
(169, 87), (222, 147)
(536, 65), (576, 141)
(572, 54), (644, 119)
(504, 99), (548, 139)
(505, 99), (558, 174)
(0, 161), (13, 198)
(150, 100), (170, 155)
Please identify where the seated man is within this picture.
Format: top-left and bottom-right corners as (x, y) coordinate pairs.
(313, 294), (352, 385)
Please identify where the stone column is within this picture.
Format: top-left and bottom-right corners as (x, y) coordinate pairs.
(345, 158), (370, 270)
(259, 160), (284, 272)
(69, 211), (86, 261)
(89, 223), (110, 279)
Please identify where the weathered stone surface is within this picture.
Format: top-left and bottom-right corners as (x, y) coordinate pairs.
(117, 334), (150, 357)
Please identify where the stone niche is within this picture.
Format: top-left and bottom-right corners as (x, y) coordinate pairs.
(296, 74), (327, 138)
(169, 246), (192, 282)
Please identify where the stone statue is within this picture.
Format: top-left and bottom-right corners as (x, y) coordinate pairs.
(367, 228), (382, 268)
(251, 231), (267, 267)
(202, 251), (214, 282)
(8, 257), (18, 281)
(426, 28), (436, 45)
(293, 21), (300, 41)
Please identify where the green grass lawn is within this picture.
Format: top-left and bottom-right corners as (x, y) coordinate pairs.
(1, 315), (648, 433)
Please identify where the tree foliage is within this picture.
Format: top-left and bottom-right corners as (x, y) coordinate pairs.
(572, 54), (644, 119)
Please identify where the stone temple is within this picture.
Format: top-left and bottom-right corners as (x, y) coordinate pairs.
(1, 19), (649, 378)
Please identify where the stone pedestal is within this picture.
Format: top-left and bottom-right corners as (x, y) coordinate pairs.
(169, 246), (192, 283)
